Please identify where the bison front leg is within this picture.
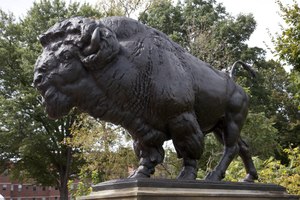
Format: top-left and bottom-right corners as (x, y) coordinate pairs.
(168, 112), (204, 180)
(128, 128), (166, 179)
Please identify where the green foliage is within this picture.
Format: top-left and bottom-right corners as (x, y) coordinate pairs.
(242, 112), (279, 159)
(153, 146), (182, 179)
(67, 115), (138, 197)
(138, 0), (299, 183)
(0, 1), (298, 199)
(68, 179), (92, 197)
(275, 0), (300, 71)
(225, 147), (300, 195)
(0, 11), (23, 96)
(139, 0), (187, 45)
(96, 0), (151, 17)
(20, 0), (102, 51)
(289, 71), (300, 110)
(236, 59), (300, 156)
(0, 0), (103, 199)
(198, 134), (222, 175)
(139, 0), (265, 68)
(196, 111), (279, 174)
(272, 1), (300, 155)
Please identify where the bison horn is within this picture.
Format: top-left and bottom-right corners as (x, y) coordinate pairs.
(83, 27), (101, 56)
(82, 27), (120, 70)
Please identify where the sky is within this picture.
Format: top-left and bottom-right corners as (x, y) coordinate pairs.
(217, 0), (287, 60)
(0, 0), (297, 60)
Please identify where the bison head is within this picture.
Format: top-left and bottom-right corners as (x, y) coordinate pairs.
(33, 17), (120, 119)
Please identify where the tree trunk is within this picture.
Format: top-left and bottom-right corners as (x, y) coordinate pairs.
(59, 145), (73, 200)
(59, 182), (69, 200)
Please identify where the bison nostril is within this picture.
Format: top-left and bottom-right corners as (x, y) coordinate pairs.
(33, 74), (43, 87)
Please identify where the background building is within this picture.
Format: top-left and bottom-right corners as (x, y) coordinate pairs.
(0, 172), (61, 200)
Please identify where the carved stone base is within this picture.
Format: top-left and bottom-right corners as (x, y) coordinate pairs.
(79, 179), (299, 200)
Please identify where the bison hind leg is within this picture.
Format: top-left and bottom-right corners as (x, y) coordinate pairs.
(206, 89), (258, 182)
(207, 127), (258, 182)
(238, 139), (258, 182)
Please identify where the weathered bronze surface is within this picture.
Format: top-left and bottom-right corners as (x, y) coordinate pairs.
(33, 16), (258, 182)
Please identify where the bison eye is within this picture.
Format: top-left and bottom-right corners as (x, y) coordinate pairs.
(61, 51), (73, 61)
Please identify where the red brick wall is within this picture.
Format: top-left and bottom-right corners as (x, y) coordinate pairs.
(0, 173), (63, 200)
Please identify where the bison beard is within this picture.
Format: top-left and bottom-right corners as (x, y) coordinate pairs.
(43, 87), (73, 119)
(33, 16), (258, 182)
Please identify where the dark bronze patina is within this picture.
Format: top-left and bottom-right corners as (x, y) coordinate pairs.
(33, 16), (258, 182)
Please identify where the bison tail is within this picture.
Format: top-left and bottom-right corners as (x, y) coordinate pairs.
(229, 60), (256, 80)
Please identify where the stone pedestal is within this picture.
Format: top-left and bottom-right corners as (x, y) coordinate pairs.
(79, 179), (299, 200)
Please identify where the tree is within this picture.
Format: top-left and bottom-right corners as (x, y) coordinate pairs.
(139, 0), (265, 68)
(272, 0), (300, 150)
(1, 1), (297, 197)
(96, 0), (151, 17)
(225, 147), (300, 195)
(137, 0), (300, 180)
(0, 10), (25, 172)
(274, 0), (300, 113)
(139, 0), (187, 45)
(275, 0), (300, 71)
(0, 1), (103, 199)
(232, 59), (299, 154)
(138, 0), (276, 173)
(67, 115), (137, 197)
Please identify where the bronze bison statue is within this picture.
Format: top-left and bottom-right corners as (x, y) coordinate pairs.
(33, 16), (258, 182)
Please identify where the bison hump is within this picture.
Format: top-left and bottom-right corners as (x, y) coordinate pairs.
(100, 16), (148, 40)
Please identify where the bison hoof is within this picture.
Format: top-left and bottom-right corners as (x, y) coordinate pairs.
(205, 171), (223, 181)
(128, 171), (150, 179)
(128, 166), (153, 179)
(177, 166), (197, 180)
(242, 173), (258, 183)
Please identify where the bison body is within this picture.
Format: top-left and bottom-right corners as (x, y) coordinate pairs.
(33, 16), (258, 181)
